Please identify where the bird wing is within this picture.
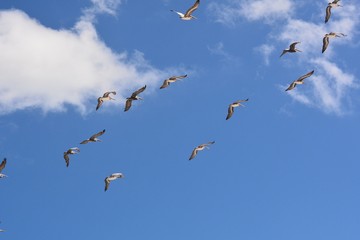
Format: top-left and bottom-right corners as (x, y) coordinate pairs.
(160, 80), (170, 89)
(131, 85), (147, 98)
(184, 0), (200, 17)
(103, 91), (116, 97)
(322, 36), (329, 53)
(0, 158), (6, 173)
(280, 50), (288, 57)
(174, 74), (187, 79)
(111, 173), (124, 178)
(189, 148), (198, 160)
(63, 153), (70, 167)
(124, 99), (133, 111)
(205, 141), (215, 146)
(297, 70), (315, 82)
(91, 129), (106, 139)
(226, 105), (234, 120)
(289, 42), (300, 50)
(70, 147), (80, 152)
(235, 98), (249, 103)
(325, 5), (332, 23)
(285, 82), (297, 91)
(104, 178), (110, 191)
(96, 97), (103, 111)
(80, 139), (90, 144)
(170, 10), (185, 18)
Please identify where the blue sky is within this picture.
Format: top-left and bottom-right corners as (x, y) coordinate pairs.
(1, 0), (360, 239)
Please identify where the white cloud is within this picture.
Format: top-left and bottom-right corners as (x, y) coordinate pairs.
(254, 44), (275, 65)
(208, 0), (293, 25)
(0, 1), (171, 115)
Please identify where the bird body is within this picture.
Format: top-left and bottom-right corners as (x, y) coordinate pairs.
(104, 173), (124, 191)
(189, 141), (215, 160)
(80, 129), (106, 144)
(171, 0), (200, 20)
(0, 158), (6, 178)
(160, 75), (187, 89)
(280, 42), (302, 57)
(226, 99), (249, 120)
(325, 0), (342, 23)
(96, 91), (116, 110)
(124, 85), (146, 111)
(322, 32), (346, 53)
(285, 70), (315, 91)
(63, 147), (80, 167)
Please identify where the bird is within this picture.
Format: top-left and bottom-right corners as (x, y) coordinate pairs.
(171, 0), (200, 20)
(325, 0), (342, 23)
(96, 91), (116, 111)
(322, 32), (346, 53)
(285, 70), (315, 91)
(226, 99), (249, 120)
(80, 129), (106, 144)
(124, 85), (146, 111)
(160, 75), (187, 89)
(0, 229), (4, 232)
(104, 173), (124, 191)
(63, 147), (80, 167)
(189, 141), (215, 160)
(0, 158), (7, 178)
(280, 42), (302, 57)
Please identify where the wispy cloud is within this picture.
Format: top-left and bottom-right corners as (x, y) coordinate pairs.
(0, 0), (171, 115)
(254, 44), (275, 65)
(207, 42), (241, 66)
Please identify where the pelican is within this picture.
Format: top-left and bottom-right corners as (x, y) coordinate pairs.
(285, 70), (315, 91)
(80, 129), (106, 144)
(189, 141), (215, 160)
(124, 85), (146, 111)
(322, 32), (346, 53)
(0, 158), (6, 178)
(171, 0), (200, 20)
(226, 99), (249, 120)
(63, 147), (80, 167)
(280, 42), (302, 57)
(160, 75), (187, 89)
(96, 91), (116, 111)
(325, 0), (342, 23)
(104, 173), (124, 191)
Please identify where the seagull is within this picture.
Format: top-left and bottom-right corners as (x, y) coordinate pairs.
(124, 85), (146, 111)
(322, 32), (346, 53)
(226, 99), (249, 120)
(325, 0), (342, 23)
(280, 42), (302, 57)
(104, 173), (124, 191)
(0, 158), (7, 178)
(285, 70), (315, 91)
(160, 75), (187, 89)
(63, 147), (80, 167)
(171, 0), (200, 20)
(96, 91), (116, 111)
(189, 141), (215, 160)
(80, 129), (106, 144)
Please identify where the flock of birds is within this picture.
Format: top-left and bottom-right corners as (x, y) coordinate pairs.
(0, 0), (348, 233)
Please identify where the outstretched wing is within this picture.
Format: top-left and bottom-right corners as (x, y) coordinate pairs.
(172, 74), (187, 80)
(0, 158), (6, 173)
(189, 148), (198, 160)
(131, 85), (147, 98)
(91, 129), (106, 139)
(325, 5), (332, 23)
(226, 105), (234, 120)
(289, 42), (300, 50)
(96, 97), (103, 111)
(297, 70), (314, 82)
(124, 99), (133, 111)
(285, 81), (297, 91)
(104, 178), (110, 191)
(322, 36), (329, 53)
(63, 153), (70, 167)
(80, 139), (90, 144)
(160, 80), (170, 89)
(184, 0), (200, 17)
(103, 91), (116, 97)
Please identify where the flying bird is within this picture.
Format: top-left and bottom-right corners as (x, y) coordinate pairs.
(104, 173), (124, 191)
(285, 70), (315, 91)
(0, 158), (7, 178)
(160, 75), (187, 89)
(96, 91), (116, 111)
(80, 129), (106, 144)
(189, 141), (215, 160)
(171, 0), (200, 20)
(325, 0), (342, 23)
(322, 32), (346, 53)
(280, 42), (302, 57)
(226, 99), (249, 120)
(63, 147), (80, 167)
(124, 85), (146, 111)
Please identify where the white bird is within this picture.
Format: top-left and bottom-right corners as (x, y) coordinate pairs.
(160, 75), (187, 89)
(63, 147), (80, 167)
(189, 141), (215, 160)
(96, 91), (116, 111)
(285, 70), (315, 91)
(325, 0), (342, 23)
(104, 173), (124, 191)
(226, 99), (249, 120)
(124, 85), (147, 111)
(0, 158), (7, 178)
(280, 42), (302, 57)
(171, 0), (200, 20)
(322, 32), (346, 53)
(80, 129), (106, 144)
